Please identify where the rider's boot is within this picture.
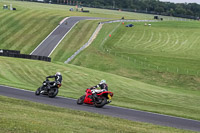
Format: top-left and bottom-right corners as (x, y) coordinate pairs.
(107, 100), (112, 104)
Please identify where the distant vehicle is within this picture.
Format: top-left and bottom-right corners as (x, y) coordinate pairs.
(37, 0), (44, 2)
(126, 24), (134, 27)
(154, 16), (158, 19)
(69, 8), (74, 11)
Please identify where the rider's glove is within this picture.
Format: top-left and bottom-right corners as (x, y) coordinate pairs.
(90, 87), (95, 90)
(91, 89), (96, 94)
(102, 89), (106, 92)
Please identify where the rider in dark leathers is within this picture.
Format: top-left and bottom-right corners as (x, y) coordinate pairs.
(46, 72), (62, 88)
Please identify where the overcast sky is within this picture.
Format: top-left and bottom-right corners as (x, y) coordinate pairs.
(160, 0), (200, 4)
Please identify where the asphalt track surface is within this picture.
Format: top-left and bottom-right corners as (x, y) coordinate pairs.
(30, 16), (104, 57)
(0, 85), (200, 132)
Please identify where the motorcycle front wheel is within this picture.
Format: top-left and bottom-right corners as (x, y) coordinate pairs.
(77, 95), (85, 105)
(35, 87), (41, 95)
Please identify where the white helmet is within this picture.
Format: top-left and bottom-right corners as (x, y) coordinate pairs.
(100, 79), (106, 84)
(55, 72), (61, 76)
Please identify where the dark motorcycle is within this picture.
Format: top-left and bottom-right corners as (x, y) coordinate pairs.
(35, 78), (61, 98)
(77, 88), (113, 108)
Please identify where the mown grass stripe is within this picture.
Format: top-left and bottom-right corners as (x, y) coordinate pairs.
(0, 10), (35, 48)
(5, 10), (45, 50)
(22, 64), (43, 84)
(9, 11), (53, 52)
(162, 32), (179, 51)
(2, 62), (22, 83)
(0, 10), (13, 23)
(143, 31), (160, 49)
(0, 11), (23, 40)
(22, 15), (62, 54)
(144, 32), (161, 49)
(152, 32), (170, 51)
(133, 29), (146, 48)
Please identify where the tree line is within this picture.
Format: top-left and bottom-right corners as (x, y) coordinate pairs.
(22, 0), (200, 19)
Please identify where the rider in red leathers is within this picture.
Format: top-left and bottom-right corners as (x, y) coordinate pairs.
(90, 79), (108, 101)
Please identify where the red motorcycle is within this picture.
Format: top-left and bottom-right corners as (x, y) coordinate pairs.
(77, 88), (113, 108)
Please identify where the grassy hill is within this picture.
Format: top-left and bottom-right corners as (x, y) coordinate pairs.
(0, 1), (65, 54)
(59, 21), (200, 91)
(0, 56), (200, 121)
(0, 0), (156, 54)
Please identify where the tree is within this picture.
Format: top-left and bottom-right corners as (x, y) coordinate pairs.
(23, 0), (200, 18)
(175, 7), (186, 15)
(155, 7), (164, 14)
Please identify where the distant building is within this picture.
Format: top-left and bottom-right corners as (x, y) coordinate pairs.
(37, 0), (44, 2)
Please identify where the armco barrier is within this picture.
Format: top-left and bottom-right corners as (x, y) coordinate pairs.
(0, 49), (20, 54)
(0, 49), (51, 62)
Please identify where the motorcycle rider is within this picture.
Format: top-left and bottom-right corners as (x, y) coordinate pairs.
(90, 79), (108, 102)
(46, 72), (62, 89)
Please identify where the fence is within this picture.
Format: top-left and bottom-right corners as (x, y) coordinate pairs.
(98, 20), (200, 76)
(103, 49), (200, 76)
(0, 49), (51, 62)
(101, 19), (157, 24)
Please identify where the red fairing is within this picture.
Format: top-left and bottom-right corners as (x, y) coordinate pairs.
(97, 91), (113, 97)
(83, 89), (113, 105)
(84, 89), (93, 104)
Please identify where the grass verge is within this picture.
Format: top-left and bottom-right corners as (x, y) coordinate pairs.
(0, 95), (196, 133)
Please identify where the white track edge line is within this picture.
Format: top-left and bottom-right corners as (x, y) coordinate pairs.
(30, 17), (69, 55)
(30, 25), (60, 55)
(48, 21), (79, 57)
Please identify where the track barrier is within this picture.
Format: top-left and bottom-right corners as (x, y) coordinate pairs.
(0, 49), (51, 62)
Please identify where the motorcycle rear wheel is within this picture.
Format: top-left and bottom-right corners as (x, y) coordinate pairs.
(95, 96), (107, 108)
(77, 95), (85, 105)
(48, 88), (58, 98)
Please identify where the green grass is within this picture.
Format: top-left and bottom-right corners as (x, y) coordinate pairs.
(1, 95), (195, 133)
(0, 56), (200, 121)
(0, 0), (158, 54)
(1, 1), (200, 131)
(0, 1), (66, 54)
(105, 21), (200, 59)
(65, 21), (200, 91)
(50, 20), (100, 62)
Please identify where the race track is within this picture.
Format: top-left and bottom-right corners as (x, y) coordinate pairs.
(0, 85), (200, 132)
(30, 16), (104, 57)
